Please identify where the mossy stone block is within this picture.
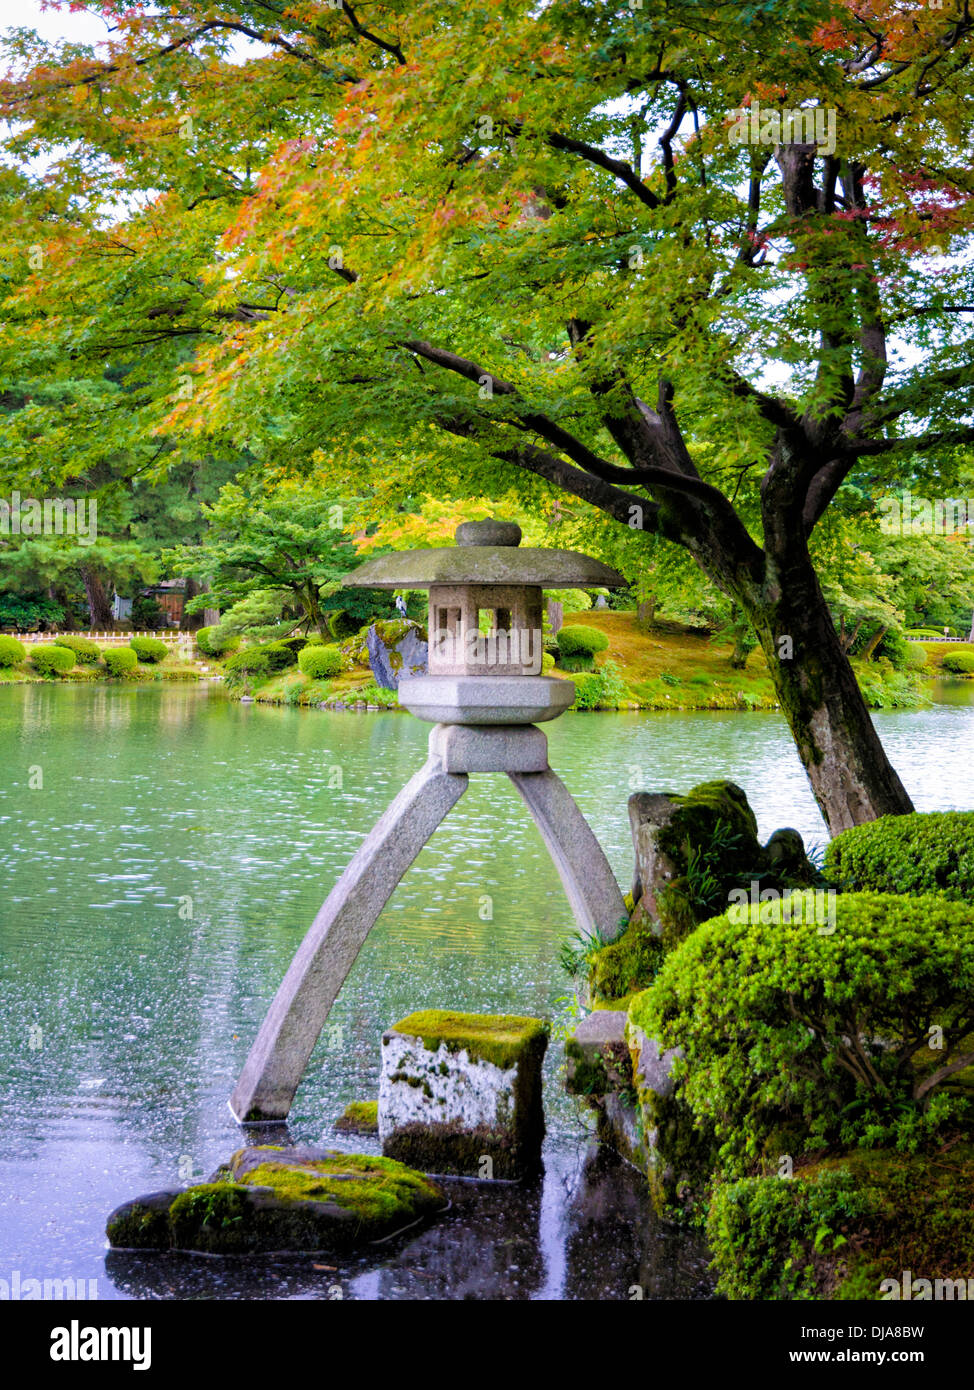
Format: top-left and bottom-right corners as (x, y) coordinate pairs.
(380, 1010), (549, 1179)
(335, 1099), (379, 1135)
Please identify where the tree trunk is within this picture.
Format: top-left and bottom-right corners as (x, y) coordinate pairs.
(730, 632), (751, 669)
(50, 583), (75, 630)
(861, 625), (887, 662)
(182, 576), (203, 631)
(78, 566), (112, 628)
(636, 597), (656, 631)
(745, 568), (913, 833)
(305, 585), (329, 637)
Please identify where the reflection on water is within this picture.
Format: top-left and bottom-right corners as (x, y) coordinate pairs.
(0, 680), (971, 1299)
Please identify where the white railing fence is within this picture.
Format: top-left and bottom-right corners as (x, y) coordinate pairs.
(5, 630), (192, 645)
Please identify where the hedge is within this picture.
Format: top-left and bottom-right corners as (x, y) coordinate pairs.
(30, 644), (75, 675)
(0, 635), (26, 667)
(824, 810), (974, 900)
(632, 892), (974, 1172)
(53, 634), (100, 664)
(942, 650), (974, 674)
(556, 624), (610, 657)
(298, 643), (343, 679)
(129, 637), (168, 664)
(103, 646), (139, 676)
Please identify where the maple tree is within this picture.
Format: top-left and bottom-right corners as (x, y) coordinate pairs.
(3, 0), (974, 829)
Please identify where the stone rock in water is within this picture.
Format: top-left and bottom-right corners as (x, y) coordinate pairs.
(366, 619), (428, 690)
(335, 1099), (379, 1135)
(565, 1009), (632, 1097)
(627, 779), (819, 947)
(379, 1010), (549, 1180)
(106, 1146), (445, 1255)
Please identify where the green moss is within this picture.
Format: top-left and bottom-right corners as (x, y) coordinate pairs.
(390, 1010), (549, 1071)
(335, 1099), (379, 1135)
(168, 1183), (254, 1254)
(105, 1191), (177, 1250)
(239, 1158), (435, 1230)
(588, 909), (665, 1003)
(564, 1038), (609, 1096)
(166, 1148), (444, 1253)
(383, 1121), (532, 1180)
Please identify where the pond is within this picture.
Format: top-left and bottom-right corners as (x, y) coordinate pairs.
(1, 681), (972, 1300)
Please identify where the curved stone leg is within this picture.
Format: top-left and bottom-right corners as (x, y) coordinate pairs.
(508, 768), (626, 942)
(230, 758), (468, 1122)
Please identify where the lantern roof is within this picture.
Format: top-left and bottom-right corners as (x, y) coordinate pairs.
(341, 520), (627, 591)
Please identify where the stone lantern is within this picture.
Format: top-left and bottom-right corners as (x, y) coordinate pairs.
(230, 520), (629, 1123)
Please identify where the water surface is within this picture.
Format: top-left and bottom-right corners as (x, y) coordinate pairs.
(1, 682), (971, 1299)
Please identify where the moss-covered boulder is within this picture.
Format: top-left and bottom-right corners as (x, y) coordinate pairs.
(335, 1099), (379, 1135)
(106, 1146), (445, 1255)
(626, 779), (819, 956)
(379, 1010), (548, 1179)
(707, 1147), (974, 1300)
(365, 619), (428, 690)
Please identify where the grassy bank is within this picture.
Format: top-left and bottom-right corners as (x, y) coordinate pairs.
(233, 614), (943, 713)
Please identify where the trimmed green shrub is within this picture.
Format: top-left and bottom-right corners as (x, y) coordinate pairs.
(298, 643), (343, 679)
(53, 634), (100, 664)
(30, 644), (74, 675)
(196, 625), (240, 658)
(262, 640), (300, 671)
(905, 627), (947, 639)
(222, 647), (272, 686)
(556, 624), (608, 670)
(557, 624), (609, 656)
(0, 635), (27, 667)
(903, 643), (928, 670)
(103, 646), (139, 676)
(305, 633), (326, 647)
(824, 810), (974, 900)
(557, 625), (609, 672)
(327, 609), (362, 641)
(541, 651), (555, 674)
(942, 650), (974, 674)
(129, 636), (168, 664)
(633, 893), (974, 1174)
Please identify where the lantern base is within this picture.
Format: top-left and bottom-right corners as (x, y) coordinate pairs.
(398, 674), (574, 724)
(428, 721), (549, 773)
